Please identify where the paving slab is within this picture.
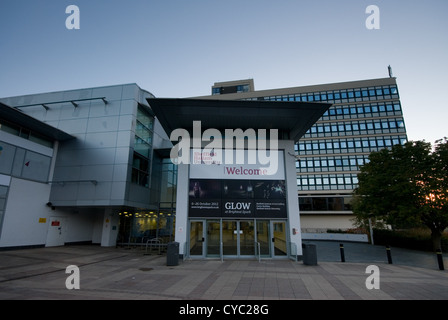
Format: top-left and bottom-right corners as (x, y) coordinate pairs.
(0, 245), (447, 301)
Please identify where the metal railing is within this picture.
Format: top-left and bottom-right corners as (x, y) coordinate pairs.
(220, 242), (224, 262)
(255, 242), (261, 262)
(145, 238), (162, 255)
(289, 242), (298, 261)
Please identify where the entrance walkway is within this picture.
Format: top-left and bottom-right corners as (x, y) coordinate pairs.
(0, 244), (447, 300)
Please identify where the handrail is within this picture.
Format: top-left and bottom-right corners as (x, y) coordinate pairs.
(145, 238), (162, 255)
(289, 242), (298, 261)
(256, 242), (261, 263)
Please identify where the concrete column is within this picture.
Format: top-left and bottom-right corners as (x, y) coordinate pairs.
(101, 208), (119, 247)
(174, 162), (189, 256)
(282, 140), (303, 257)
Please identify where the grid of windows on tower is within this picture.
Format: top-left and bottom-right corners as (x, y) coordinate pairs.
(244, 85), (399, 103)
(296, 135), (408, 154)
(297, 173), (359, 191)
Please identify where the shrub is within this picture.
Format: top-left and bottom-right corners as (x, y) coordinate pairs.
(372, 228), (448, 252)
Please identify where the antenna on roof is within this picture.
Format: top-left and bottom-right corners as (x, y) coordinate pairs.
(388, 65), (393, 78)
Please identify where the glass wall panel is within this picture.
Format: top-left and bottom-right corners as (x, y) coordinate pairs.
(207, 220), (221, 257)
(256, 220), (270, 256)
(240, 220), (255, 255)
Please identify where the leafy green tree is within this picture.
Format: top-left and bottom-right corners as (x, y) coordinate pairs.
(353, 138), (448, 251)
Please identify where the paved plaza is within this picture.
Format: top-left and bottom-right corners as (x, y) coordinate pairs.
(0, 243), (447, 300)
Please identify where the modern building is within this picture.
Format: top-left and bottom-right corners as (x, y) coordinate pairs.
(0, 84), (176, 248)
(197, 76), (408, 234)
(0, 75), (408, 255)
(0, 83), (329, 261)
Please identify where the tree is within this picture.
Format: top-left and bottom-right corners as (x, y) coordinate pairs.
(353, 138), (448, 251)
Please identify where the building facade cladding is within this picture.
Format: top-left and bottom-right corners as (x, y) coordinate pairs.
(203, 77), (408, 231)
(0, 84), (174, 248)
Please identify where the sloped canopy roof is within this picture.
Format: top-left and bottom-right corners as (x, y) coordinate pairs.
(147, 98), (331, 143)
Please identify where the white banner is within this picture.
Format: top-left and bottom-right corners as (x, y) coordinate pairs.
(189, 149), (285, 180)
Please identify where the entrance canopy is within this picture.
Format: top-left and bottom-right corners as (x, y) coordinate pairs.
(147, 98), (331, 143)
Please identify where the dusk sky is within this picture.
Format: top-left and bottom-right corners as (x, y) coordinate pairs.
(0, 0), (447, 144)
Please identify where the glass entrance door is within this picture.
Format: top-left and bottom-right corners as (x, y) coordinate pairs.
(256, 220), (270, 256)
(222, 220), (255, 257)
(189, 221), (205, 257)
(207, 220), (221, 257)
(222, 220), (237, 256)
(272, 221), (288, 257)
(239, 220), (255, 256)
(191, 219), (288, 259)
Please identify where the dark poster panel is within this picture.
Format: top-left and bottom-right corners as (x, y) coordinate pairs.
(189, 199), (222, 217)
(253, 180), (286, 199)
(189, 180), (222, 217)
(222, 199), (254, 218)
(222, 180), (254, 199)
(255, 199), (287, 218)
(189, 180), (221, 199)
(188, 179), (287, 219)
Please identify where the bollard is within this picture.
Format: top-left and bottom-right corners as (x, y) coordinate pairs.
(436, 249), (444, 271)
(386, 245), (393, 264)
(339, 243), (345, 262)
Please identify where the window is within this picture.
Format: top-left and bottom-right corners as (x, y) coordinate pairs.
(0, 185), (9, 231)
(0, 120), (53, 148)
(0, 142), (50, 183)
(135, 105), (154, 158)
(391, 86), (398, 95)
(132, 152), (149, 187)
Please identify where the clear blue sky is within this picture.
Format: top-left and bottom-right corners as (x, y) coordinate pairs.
(0, 0), (447, 144)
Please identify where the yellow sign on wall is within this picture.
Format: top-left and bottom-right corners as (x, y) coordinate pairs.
(39, 218), (47, 223)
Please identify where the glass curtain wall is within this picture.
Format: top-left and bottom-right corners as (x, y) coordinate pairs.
(117, 157), (177, 246)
